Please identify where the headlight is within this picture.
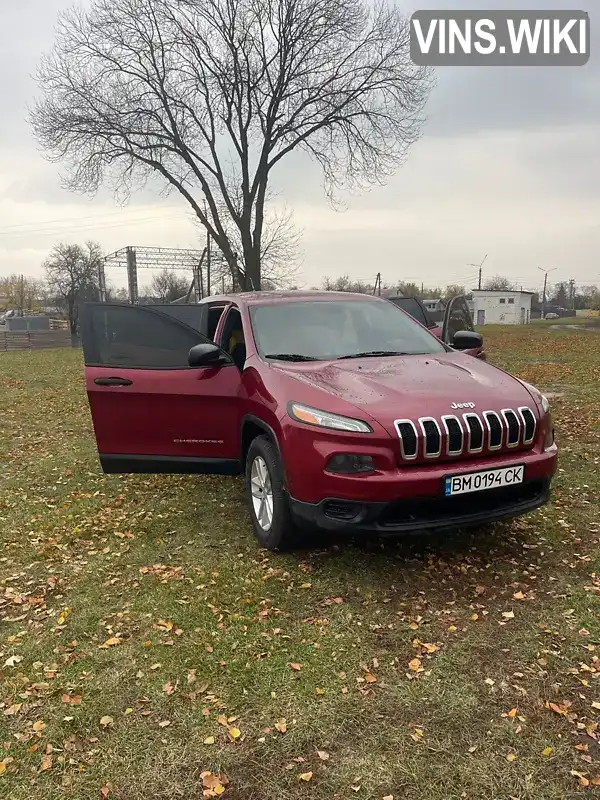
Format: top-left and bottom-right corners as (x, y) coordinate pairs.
(288, 403), (372, 433)
(541, 394), (550, 414)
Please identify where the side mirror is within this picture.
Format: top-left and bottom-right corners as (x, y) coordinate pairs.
(188, 342), (227, 368)
(452, 330), (483, 350)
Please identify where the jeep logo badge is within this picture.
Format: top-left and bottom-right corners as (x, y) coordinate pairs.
(451, 402), (475, 409)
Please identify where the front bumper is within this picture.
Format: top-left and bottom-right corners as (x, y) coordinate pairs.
(289, 477), (552, 535)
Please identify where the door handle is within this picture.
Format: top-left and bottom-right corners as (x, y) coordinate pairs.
(94, 377), (133, 386)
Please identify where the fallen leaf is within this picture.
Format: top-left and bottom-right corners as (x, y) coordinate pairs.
(383, 796), (394, 800)
(408, 658), (422, 672)
(100, 716), (114, 728)
(99, 637), (121, 649)
(592, 701), (600, 711)
(422, 643), (440, 654)
(100, 786), (110, 799)
(39, 754), (53, 772)
(448, 625), (458, 633)
(32, 720), (46, 732)
(298, 771), (312, 782)
(4, 655), (23, 668)
(150, 663), (162, 670)
(571, 771), (590, 788)
(508, 708), (518, 718)
(315, 687), (325, 695)
(275, 718), (287, 734)
(506, 753), (517, 762)
(502, 611), (515, 620)
(513, 591), (525, 600)
(158, 720), (171, 728)
(548, 701), (570, 716)
(203, 736), (215, 745)
(289, 663), (302, 671)
(484, 678), (495, 686)
(162, 681), (175, 695)
(228, 727), (241, 740)
(365, 672), (377, 683)
(217, 715), (228, 727)
(542, 746), (553, 757)
(317, 750), (329, 761)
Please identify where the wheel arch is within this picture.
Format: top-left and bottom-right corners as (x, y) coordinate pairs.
(240, 414), (287, 487)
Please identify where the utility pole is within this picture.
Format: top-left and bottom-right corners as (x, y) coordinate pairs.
(468, 254), (488, 290)
(373, 273), (381, 296)
(569, 278), (576, 312)
(538, 267), (556, 319)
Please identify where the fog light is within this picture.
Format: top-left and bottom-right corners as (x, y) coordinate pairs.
(326, 454), (375, 474)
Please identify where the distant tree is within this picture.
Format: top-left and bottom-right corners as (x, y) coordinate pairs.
(483, 275), (514, 291)
(396, 281), (421, 297)
(0, 274), (44, 313)
(44, 241), (103, 333)
(550, 281), (570, 309)
(32, 0), (431, 292)
(445, 284), (466, 299)
(143, 270), (190, 303)
(105, 286), (130, 303)
(322, 275), (373, 294)
(578, 284), (600, 310)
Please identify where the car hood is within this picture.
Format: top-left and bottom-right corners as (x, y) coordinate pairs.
(274, 352), (534, 433)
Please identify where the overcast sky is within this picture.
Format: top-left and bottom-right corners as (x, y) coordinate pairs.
(0, 0), (598, 293)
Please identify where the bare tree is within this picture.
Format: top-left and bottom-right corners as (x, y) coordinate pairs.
(483, 276), (514, 291)
(44, 241), (103, 333)
(143, 269), (190, 302)
(31, 0), (431, 291)
(445, 284), (466, 299)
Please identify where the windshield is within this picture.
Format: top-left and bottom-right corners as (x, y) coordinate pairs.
(249, 299), (446, 361)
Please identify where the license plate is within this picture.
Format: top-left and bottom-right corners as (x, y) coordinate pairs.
(444, 465), (524, 497)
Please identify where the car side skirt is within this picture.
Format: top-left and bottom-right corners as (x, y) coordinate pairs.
(99, 453), (241, 475)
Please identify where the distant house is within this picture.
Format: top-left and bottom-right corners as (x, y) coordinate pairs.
(422, 298), (445, 313)
(471, 290), (534, 325)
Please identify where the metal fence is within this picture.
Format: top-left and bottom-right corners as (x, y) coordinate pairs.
(0, 330), (77, 352)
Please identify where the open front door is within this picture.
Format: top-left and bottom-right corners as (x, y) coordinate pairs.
(442, 296), (485, 359)
(81, 303), (243, 474)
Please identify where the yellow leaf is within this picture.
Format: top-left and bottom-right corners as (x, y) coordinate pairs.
(409, 622), (419, 631)
(99, 637), (121, 648)
(506, 753), (517, 762)
(502, 611), (515, 620)
(299, 771), (313, 782)
(508, 708), (518, 718)
(383, 796), (394, 800)
(408, 658), (422, 672)
(592, 777), (600, 786)
(513, 591), (525, 600)
(99, 716), (114, 728)
(39, 754), (53, 772)
(228, 727), (241, 740)
(592, 701), (600, 710)
(365, 672), (377, 683)
(217, 715), (228, 727)
(300, 583), (312, 589)
(32, 720), (46, 732)
(150, 663), (162, 671)
(471, 614), (479, 621)
(213, 785), (225, 796)
(203, 736), (215, 745)
(422, 643), (440, 654)
(0, 763), (5, 775)
(124, 708), (133, 715)
(448, 625), (458, 633)
(315, 687), (325, 695)
(543, 747), (553, 757)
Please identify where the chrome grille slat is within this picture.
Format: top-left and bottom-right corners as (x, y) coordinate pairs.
(463, 413), (484, 453)
(394, 419), (418, 460)
(502, 409), (521, 447)
(419, 417), (442, 458)
(483, 411), (503, 450)
(441, 415), (464, 456)
(396, 406), (536, 461)
(518, 406), (536, 445)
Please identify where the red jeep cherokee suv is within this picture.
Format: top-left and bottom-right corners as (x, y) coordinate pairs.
(81, 292), (557, 550)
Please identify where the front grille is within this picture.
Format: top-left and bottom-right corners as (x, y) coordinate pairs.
(395, 406), (537, 463)
(379, 480), (547, 527)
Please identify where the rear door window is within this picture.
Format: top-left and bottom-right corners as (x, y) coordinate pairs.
(388, 297), (431, 327)
(81, 303), (207, 369)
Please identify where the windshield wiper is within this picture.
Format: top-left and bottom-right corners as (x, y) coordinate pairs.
(337, 350), (410, 360)
(265, 353), (318, 362)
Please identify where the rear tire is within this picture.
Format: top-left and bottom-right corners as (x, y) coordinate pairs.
(245, 435), (300, 551)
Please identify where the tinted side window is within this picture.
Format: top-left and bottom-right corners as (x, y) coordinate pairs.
(82, 304), (204, 368)
(143, 304), (207, 334)
(389, 297), (429, 327)
(207, 306), (226, 341)
(445, 298), (474, 343)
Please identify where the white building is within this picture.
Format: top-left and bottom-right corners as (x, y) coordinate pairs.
(471, 290), (533, 326)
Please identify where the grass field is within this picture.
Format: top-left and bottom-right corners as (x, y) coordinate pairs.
(1, 321), (600, 800)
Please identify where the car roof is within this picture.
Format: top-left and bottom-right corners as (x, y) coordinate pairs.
(202, 290), (387, 306)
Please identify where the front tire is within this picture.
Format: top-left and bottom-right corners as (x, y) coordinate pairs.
(245, 435), (299, 551)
